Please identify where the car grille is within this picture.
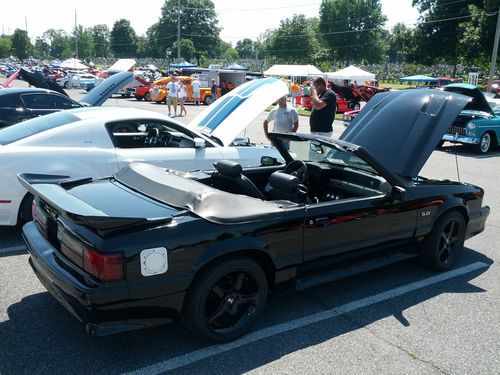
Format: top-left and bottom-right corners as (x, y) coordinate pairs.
(445, 126), (467, 136)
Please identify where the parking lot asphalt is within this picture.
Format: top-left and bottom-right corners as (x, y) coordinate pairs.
(0, 79), (499, 374)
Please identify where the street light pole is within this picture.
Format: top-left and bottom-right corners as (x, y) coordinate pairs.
(166, 48), (172, 73)
(486, 7), (500, 93)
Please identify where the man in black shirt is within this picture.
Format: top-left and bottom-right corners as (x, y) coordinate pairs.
(309, 77), (337, 137)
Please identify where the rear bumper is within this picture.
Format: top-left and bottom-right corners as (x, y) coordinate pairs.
(466, 205), (490, 239)
(22, 221), (185, 335)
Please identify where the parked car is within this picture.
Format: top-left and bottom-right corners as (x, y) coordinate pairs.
(441, 83), (500, 153)
(0, 71), (133, 128)
(0, 77), (287, 226)
(300, 92), (349, 113)
(342, 108), (360, 126)
(71, 73), (96, 89)
(55, 73), (71, 88)
(156, 76), (213, 105)
(20, 89), (489, 341)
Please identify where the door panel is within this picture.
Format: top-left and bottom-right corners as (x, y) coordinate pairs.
(304, 196), (417, 261)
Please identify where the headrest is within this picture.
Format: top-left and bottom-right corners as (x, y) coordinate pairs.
(214, 160), (242, 177)
(269, 171), (300, 193)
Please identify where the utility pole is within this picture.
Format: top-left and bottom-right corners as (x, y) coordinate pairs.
(177, 0), (181, 61)
(75, 10), (78, 59)
(24, 16), (27, 34)
(487, 7), (500, 92)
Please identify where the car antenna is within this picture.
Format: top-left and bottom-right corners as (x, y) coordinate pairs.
(453, 136), (461, 183)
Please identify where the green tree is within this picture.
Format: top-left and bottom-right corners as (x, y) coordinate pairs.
(92, 25), (110, 58)
(110, 19), (138, 58)
(387, 23), (416, 63)
(0, 37), (12, 58)
(412, 0), (484, 67)
(11, 29), (31, 61)
(223, 47), (239, 62)
(136, 36), (149, 58)
(41, 29), (70, 58)
(155, 0), (220, 59)
(71, 26), (95, 60)
(173, 38), (196, 61)
(319, 0), (387, 64)
(235, 38), (256, 59)
(33, 37), (50, 59)
(266, 14), (319, 63)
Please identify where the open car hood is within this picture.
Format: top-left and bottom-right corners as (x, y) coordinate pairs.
(188, 77), (288, 146)
(340, 89), (470, 178)
(79, 71), (134, 106)
(18, 68), (69, 96)
(443, 83), (493, 114)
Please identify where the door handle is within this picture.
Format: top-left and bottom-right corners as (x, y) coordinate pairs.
(311, 217), (329, 227)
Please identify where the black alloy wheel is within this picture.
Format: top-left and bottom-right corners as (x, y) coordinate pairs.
(183, 257), (268, 342)
(419, 210), (465, 271)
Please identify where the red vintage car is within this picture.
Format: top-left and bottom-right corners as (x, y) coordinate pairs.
(300, 93), (349, 113)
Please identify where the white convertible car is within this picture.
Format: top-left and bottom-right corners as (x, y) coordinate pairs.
(0, 77), (287, 226)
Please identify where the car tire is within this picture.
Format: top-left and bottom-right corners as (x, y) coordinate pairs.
(475, 132), (493, 154)
(17, 193), (34, 227)
(63, 82), (69, 89)
(183, 257), (268, 342)
(204, 96), (213, 105)
(145, 92), (152, 101)
(352, 102), (360, 110)
(418, 210), (466, 271)
(134, 95), (143, 101)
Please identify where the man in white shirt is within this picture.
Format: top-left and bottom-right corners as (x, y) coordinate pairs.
(166, 76), (180, 116)
(263, 96), (299, 149)
(191, 76), (201, 106)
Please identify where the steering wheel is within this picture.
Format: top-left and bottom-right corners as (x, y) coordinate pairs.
(284, 160), (308, 184)
(160, 131), (172, 146)
(145, 128), (160, 146)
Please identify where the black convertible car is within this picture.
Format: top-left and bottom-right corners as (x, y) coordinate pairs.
(21, 89), (489, 342)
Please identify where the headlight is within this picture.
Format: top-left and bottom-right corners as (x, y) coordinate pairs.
(466, 122), (477, 129)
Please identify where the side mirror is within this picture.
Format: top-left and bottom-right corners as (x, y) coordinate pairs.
(261, 156), (278, 166)
(391, 186), (407, 201)
(193, 137), (206, 148)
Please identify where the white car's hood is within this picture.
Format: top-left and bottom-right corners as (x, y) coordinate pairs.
(188, 77), (288, 146)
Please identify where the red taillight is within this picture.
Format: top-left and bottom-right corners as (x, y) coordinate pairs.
(83, 249), (124, 282)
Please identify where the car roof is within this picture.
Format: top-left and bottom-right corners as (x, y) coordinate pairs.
(66, 106), (172, 122)
(0, 87), (59, 96)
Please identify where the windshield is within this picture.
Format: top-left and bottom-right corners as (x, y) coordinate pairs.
(0, 111), (79, 145)
(288, 138), (377, 174)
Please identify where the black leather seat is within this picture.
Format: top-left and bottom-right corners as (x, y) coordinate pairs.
(211, 160), (266, 200)
(267, 171), (308, 203)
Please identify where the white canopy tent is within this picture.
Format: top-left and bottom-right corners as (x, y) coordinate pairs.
(59, 58), (88, 70)
(263, 64), (323, 77)
(324, 65), (375, 83)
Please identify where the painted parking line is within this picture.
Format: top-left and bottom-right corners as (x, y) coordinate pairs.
(0, 245), (27, 255)
(123, 261), (489, 375)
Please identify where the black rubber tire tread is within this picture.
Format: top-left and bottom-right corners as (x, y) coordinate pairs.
(419, 210), (466, 271)
(182, 256), (268, 342)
